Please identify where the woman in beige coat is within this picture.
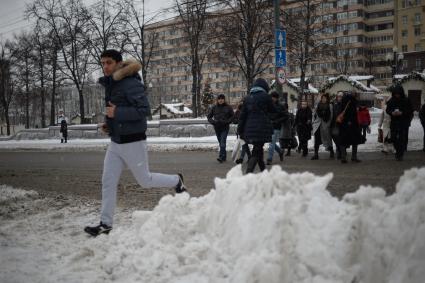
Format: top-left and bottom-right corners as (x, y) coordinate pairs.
(378, 98), (394, 154)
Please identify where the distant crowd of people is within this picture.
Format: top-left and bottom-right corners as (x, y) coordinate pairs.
(208, 79), (423, 173)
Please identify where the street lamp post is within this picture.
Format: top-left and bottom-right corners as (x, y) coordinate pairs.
(386, 47), (404, 79)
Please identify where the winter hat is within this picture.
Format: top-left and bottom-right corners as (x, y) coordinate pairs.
(253, 78), (270, 94)
(391, 84), (405, 97)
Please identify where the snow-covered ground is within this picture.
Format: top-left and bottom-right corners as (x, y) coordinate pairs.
(1, 166), (424, 283)
(0, 118), (423, 152)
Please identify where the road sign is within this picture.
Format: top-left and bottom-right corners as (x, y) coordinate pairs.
(277, 68), (286, 85)
(275, 49), (286, 67)
(275, 30), (286, 48)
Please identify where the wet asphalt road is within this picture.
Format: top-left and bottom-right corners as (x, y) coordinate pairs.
(0, 149), (424, 210)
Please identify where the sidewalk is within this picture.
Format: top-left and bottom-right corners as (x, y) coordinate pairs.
(0, 118), (423, 152)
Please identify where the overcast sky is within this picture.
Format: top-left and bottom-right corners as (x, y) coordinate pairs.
(0, 0), (173, 41)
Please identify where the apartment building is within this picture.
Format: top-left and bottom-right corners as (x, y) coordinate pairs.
(145, 16), (255, 107)
(145, 0), (409, 108)
(395, 0), (425, 73)
(285, 0), (396, 87)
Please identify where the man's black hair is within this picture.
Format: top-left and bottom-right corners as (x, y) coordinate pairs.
(101, 49), (123, 62)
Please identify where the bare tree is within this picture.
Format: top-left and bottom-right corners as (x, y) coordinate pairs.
(31, 21), (52, 128)
(7, 33), (35, 129)
(87, 0), (128, 67)
(0, 44), (16, 135)
(175, 0), (209, 118)
(27, 0), (92, 123)
(123, 0), (159, 86)
(217, 0), (274, 93)
(283, 0), (337, 102)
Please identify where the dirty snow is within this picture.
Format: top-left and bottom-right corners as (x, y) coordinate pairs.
(1, 166), (424, 283)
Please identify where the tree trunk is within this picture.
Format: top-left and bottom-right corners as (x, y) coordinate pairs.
(78, 88), (85, 124)
(25, 58), (30, 129)
(4, 107), (10, 136)
(50, 49), (58, 126)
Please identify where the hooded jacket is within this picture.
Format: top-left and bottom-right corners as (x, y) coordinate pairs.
(237, 86), (275, 144)
(98, 59), (151, 144)
(385, 87), (413, 130)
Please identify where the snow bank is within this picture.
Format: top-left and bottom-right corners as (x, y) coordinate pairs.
(1, 167), (425, 283)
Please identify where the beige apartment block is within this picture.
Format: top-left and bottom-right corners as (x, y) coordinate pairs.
(396, 0), (425, 53)
(144, 0), (405, 108)
(145, 16), (265, 107)
(285, 0), (396, 88)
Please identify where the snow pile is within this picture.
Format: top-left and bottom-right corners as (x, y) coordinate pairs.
(1, 167), (425, 283)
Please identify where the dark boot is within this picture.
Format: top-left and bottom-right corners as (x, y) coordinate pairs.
(329, 147), (334, 159)
(341, 146), (347, 163)
(266, 159), (272, 165)
(351, 145), (361, 162)
(285, 149), (291, 156)
(246, 157), (258, 173)
(311, 149), (319, 160)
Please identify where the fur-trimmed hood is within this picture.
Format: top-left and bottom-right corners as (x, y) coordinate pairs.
(112, 59), (142, 81)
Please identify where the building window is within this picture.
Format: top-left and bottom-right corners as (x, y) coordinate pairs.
(415, 13), (421, 23)
(415, 27), (421, 36)
(402, 30), (408, 37)
(415, 44), (422, 51)
(402, 59), (408, 69)
(402, 16), (408, 24)
(416, 59), (422, 70)
(402, 45), (408, 52)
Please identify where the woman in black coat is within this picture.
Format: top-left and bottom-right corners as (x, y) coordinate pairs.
(338, 92), (362, 163)
(60, 119), (68, 143)
(237, 78), (275, 173)
(295, 100), (312, 157)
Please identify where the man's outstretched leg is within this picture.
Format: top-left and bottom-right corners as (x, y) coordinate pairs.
(124, 141), (186, 191)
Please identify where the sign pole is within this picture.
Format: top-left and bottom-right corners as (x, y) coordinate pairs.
(274, 0), (282, 95)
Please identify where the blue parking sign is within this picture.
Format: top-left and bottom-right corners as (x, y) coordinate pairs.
(275, 49), (286, 67)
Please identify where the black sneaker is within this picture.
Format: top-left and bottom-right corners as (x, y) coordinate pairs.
(217, 158), (223, 163)
(266, 159), (272, 165)
(84, 222), (112, 237)
(175, 173), (187, 193)
(235, 158), (243, 164)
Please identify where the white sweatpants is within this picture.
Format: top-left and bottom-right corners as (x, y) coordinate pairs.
(100, 140), (179, 226)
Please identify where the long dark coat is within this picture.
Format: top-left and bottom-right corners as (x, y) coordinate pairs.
(237, 87), (275, 144)
(295, 107), (312, 141)
(386, 94), (413, 130)
(339, 94), (362, 146)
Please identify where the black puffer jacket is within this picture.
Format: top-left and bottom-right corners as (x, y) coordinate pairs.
(98, 60), (150, 144)
(420, 104), (425, 127)
(237, 86), (275, 144)
(339, 94), (362, 146)
(295, 107), (312, 141)
(207, 103), (234, 131)
(270, 102), (286, 130)
(386, 93), (413, 130)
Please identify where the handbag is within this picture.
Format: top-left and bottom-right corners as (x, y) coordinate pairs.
(290, 136), (298, 149)
(378, 128), (383, 143)
(232, 137), (244, 162)
(336, 101), (351, 124)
